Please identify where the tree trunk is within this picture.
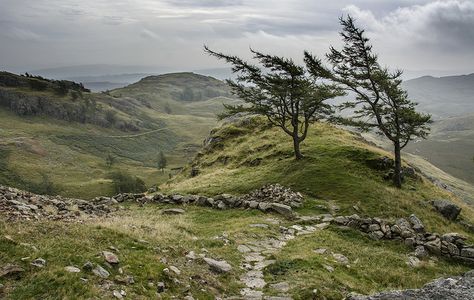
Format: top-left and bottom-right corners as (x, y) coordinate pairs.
(393, 141), (402, 188)
(293, 135), (303, 160)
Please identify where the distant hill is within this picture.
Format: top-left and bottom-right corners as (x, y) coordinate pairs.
(404, 114), (474, 185)
(0, 71), (236, 198)
(403, 73), (474, 118)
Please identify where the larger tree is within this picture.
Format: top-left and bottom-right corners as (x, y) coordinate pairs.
(304, 16), (431, 187)
(204, 46), (343, 160)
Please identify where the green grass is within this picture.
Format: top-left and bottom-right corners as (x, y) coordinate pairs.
(264, 226), (469, 299)
(164, 118), (474, 230)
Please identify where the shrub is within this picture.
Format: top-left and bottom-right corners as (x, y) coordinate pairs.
(108, 171), (146, 194)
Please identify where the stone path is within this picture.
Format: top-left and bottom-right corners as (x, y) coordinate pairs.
(235, 219), (325, 300)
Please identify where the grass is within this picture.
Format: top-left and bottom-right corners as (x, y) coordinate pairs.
(1, 203), (472, 299)
(264, 226), (469, 299)
(164, 118), (474, 232)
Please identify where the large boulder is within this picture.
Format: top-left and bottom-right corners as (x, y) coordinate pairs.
(431, 199), (461, 221)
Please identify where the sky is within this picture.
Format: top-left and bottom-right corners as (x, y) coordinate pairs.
(1, 0), (474, 76)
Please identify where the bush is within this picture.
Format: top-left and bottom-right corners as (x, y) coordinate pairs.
(108, 171), (146, 194)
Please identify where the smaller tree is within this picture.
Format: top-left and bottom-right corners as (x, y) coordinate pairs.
(157, 151), (167, 173)
(304, 16), (431, 187)
(204, 46), (344, 160)
(105, 153), (116, 168)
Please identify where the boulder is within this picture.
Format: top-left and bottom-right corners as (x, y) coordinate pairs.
(270, 203), (294, 218)
(203, 258), (232, 273)
(431, 200), (461, 221)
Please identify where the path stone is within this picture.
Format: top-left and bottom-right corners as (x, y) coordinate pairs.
(0, 264), (24, 278)
(31, 258), (46, 268)
(270, 282), (290, 292)
(238, 245), (252, 253)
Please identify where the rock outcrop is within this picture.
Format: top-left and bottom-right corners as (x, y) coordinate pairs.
(431, 199), (462, 221)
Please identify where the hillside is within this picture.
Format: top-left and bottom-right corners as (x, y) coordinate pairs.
(1, 117), (473, 299)
(0, 72), (235, 198)
(402, 73), (474, 118)
(404, 114), (474, 185)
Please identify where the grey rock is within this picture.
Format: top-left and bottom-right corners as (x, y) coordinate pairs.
(407, 256), (422, 268)
(414, 246), (429, 259)
(461, 248), (474, 258)
(431, 199), (461, 221)
(333, 253), (349, 265)
(270, 281), (290, 292)
(203, 257), (232, 273)
(408, 214), (424, 232)
(270, 203), (293, 218)
(31, 258), (46, 268)
(157, 281), (165, 293)
(64, 266), (81, 273)
(92, 265), (110, 278)
(103, 251), (119, 264)
(82, 261), (94, 271)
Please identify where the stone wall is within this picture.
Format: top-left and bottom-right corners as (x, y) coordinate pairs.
(333, 214), (474, 264)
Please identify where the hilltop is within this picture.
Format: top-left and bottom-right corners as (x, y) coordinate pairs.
(0, 71), (236, 198)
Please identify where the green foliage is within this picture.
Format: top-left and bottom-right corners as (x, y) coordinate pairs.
(108, 171), (146, 194)
(204, 46), (344, 160)
(157, 151), (167, 172)
(105, 153), (116, 168)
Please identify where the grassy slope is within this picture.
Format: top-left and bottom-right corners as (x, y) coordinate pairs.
(2, 119), (474, 299)
(159, 118), (474, 298)
(0, 72), (236, 198)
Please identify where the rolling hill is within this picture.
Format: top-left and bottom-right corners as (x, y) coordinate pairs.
(403, 73), (474, 119)
(0, 71), (236, 198)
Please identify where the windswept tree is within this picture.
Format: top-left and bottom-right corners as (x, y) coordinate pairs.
(304, 16), (431, 187)
(204, 46), (344, 160)
(157, 151), (167, 173)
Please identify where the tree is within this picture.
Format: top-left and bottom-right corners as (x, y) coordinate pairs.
(105, 153), (116, 168)
(108, 171), (146, 194)
(157, 151), (167, 173)
(304, 16), (431, 187)
(204, 46), (344, 160)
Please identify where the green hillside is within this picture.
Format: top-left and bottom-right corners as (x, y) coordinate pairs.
(160, 116), (474, 298)
(2, 117), (473, 300)
(0, 72), (235, 198)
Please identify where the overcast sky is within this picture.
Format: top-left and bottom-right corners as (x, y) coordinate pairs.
(1, 0), (474, 75)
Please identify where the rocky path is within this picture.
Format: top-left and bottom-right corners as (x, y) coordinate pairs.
(233, 219), (330, 300)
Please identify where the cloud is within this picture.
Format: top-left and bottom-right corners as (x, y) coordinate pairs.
(344, 0), (474, 50)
